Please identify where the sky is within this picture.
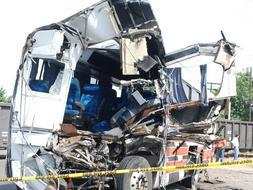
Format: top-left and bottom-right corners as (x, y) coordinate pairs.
(0, 0), (252, 95)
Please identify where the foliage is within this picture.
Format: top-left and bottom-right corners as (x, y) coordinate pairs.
(230, 71), (252, 121)
(0, 87), (11, 103)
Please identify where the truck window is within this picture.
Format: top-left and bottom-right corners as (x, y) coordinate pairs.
(29, 58), (64, 94)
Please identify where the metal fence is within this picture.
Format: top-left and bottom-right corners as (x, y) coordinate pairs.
(215, 120), (253, 150)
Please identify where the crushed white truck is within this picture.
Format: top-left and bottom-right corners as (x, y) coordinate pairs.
(6, 0), (237, 189)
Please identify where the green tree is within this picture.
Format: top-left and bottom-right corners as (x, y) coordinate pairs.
(0, 87), (11, 103)
(230, 71), (252, 121)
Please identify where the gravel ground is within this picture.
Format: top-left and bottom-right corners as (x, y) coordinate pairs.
(197, 159), (253, 190)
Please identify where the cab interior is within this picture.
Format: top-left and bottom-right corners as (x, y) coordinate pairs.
(62, 47), (161, 132)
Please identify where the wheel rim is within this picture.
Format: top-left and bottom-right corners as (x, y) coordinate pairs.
(130, 172), (149, 190)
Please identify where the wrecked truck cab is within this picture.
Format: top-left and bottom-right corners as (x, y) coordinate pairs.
(7, 0), (237, 190)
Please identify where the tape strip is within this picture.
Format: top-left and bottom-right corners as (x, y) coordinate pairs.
(2, 159), (253, 183)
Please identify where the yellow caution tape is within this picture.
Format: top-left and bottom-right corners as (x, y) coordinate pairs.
(2, 159), (253, 183)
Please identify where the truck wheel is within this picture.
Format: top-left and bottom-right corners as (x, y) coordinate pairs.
(116, 156), (153, 190)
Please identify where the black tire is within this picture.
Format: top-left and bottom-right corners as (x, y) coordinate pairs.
(116, 156), (153, 190)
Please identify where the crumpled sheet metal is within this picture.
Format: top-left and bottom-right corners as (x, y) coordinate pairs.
(52, 135), (111, 170)
(52, 136), (97, 169)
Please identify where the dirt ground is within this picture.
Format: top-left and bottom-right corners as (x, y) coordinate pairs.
(197, 158), (253, 190)
(0, 158), (252, 190)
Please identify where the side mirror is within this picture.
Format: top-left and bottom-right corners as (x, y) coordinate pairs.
(214, 40), (235, 71)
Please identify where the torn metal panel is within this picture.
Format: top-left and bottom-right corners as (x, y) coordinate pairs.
(165, 40), (236, 71)
(63, 1), (120, 45)
(167, 100), (225, 126)
(214, 41), (235, 71)
(110, 0), (157, 31)
(168, 133), (220, 146)
(166, 101), (202, 111)
(178, 121), (212, 133)
(121, 37), (148, 75)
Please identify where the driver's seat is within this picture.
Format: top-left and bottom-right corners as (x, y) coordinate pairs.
(64, 78), (82, 121)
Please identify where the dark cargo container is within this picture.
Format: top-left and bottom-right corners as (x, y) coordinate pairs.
(0, 103), (10, 149)
(215, 120), (253, 150)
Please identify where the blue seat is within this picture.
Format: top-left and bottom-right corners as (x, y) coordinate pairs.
(65, 78), (81, 118)
(79, 84), (117, 132)
(80, 84), (101, 118)
(98, 86), (117, 121)
(91, 88), (117, 132)
(29, 80), (50, 93)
